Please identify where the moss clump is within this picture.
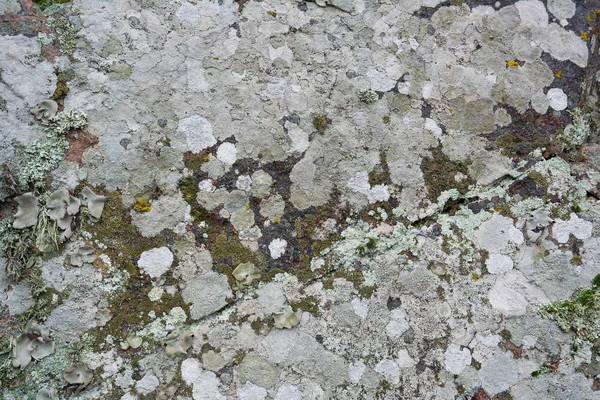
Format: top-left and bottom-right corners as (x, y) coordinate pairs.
(183, 150), (210, 171)
(499, 329), (512, 341)
(289, 296), (320, 316)
(177, 176), (219, 231)
(420, 146), (473, 202)
(312, 114), (331, 135)
(81, 190), (166, 272)
(212, 233), (266, 270)
(214, 263), (236, 289)
(320, 268), (376, 299)
(538, 283), (600, 349)
(368, 151), (391, 187)
(250, 317), (273, 335)
(52, 75), (70, 101)
(33, 0), (70, 10)
(133, 198), (152, 213)
(80, 190), (168, 346)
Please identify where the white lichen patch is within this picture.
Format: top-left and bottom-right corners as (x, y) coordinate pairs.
(138, 247), (174, 278)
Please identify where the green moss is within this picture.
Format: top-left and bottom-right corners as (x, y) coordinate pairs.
(215, 263), (236, 288)
(420, 147), (473, 202)
(52, 75), (70, 101)
(183, 150), (211, 171)
(250, 317), (273, 335)
(499, 329), (512, 341)
(312, 114), (331, 135)
(368, 151), (391, 187)
(436, 285), (445, 301)
(593, 273), (600, 289)
(33, 0), (70, 10)
(212, 233), (266, 270)
(178, 176), (219, 231)
(289, 296), (320, 316)
(376, 379), (392, 399)
(261, 268), (285, 283)
(82, 190), (165, 270)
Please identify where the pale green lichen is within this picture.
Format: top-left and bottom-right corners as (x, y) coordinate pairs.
(47, 15), (79, 57)
(437, 207), (492, 241)
(557, 109), (591, 149)
(358, 90), (378, 103)
(538, 277), (600, 350)
(0, 219), (35, 281)
(18, 109), (87, 191)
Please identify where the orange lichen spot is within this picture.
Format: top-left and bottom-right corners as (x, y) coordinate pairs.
(555, 70), (562, 79)
(133, 199), (152, 213)
(506, 60), (519, 68)
(580, 32), (588, 41)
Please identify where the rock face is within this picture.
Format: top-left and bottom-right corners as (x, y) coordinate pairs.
(1, 0), (599, 399)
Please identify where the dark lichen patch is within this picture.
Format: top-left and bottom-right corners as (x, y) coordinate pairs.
(320, 267), (376, 299)
(492, 108), (569, 159)
(420, 146), (473, 202)
(508, 174), (547, 199)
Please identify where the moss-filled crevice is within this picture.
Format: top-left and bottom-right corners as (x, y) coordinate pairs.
(421, 146), (473, 202)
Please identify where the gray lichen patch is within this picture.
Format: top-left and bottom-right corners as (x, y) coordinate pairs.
(2, 0), (600, 398)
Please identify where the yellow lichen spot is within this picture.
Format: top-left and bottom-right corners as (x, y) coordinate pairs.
(133, 199), (152, 213)
(274, 217), (280, 224)
(213, 56), (220, 60)
(580, 32), (588, 41)
(202, 155), (210, 162)
(506, 60), (519, 68)
(267, 10), (276, 17)
(555, 70), (562, 79)
(185, 193), (192, 200)
(245, 204), (251, 211)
